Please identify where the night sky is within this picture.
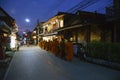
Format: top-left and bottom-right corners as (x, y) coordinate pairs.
(0, 0), (112, 34)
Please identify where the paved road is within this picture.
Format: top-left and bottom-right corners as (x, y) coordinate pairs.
(4, 46), (120, 80)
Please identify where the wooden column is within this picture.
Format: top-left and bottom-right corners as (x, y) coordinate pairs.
(75, 30), (78, 43)
(86, 25), (91, 43)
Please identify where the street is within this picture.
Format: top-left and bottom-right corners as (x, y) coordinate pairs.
(3, 46), (120, 80)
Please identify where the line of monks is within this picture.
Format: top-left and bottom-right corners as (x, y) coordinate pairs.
(39, 39), (74, 61)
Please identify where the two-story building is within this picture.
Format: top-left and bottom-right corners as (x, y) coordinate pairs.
(39, 11), (112, 45)
(0, 7), (18, 59)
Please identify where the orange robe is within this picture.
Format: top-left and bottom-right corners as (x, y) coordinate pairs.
(65, 42), (74, 61)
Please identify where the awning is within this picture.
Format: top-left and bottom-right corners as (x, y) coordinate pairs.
(38, 32), (58, 37)
(37, 23), (90, 37)
(0, 21), (11, 33)
(54, 23), (90, 32)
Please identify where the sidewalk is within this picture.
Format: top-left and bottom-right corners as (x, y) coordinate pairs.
(0, 51), (15, 80)
(85, 56), (120, 70)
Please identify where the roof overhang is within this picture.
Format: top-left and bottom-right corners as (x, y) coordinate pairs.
(39, 32), (58, 37)
(54, 23), (90, 32)
(0, 21), (11, 33)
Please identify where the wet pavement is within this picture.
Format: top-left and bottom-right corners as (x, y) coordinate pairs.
(3, 46), (120, 80)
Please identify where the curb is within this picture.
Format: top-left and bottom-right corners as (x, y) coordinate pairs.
(85, 57), (120, 70)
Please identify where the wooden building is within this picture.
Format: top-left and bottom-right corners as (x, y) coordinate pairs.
(37, 0), (120, 44)
(106, 0), (120, 42)
(55, 11), (109, 44)
(0, 7), (18, 59)
(40, 11), (112, 45)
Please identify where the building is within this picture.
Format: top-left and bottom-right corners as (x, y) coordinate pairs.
(32, 22), (44, 45)
(55, 11), (108, 44)
(106, 0), (120, 42)
(41, 13), (64, 42)
(0, 7), (18, 59)
(36, 0), (120, 44)
(38, 11), (112, 45)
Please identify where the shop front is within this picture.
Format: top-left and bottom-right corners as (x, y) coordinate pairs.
(0, 21), (11, 59)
